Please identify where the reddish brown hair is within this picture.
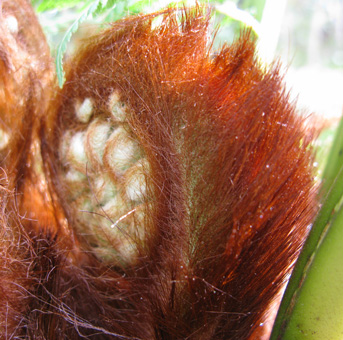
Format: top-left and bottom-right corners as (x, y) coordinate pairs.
(0, 1), (317, 339)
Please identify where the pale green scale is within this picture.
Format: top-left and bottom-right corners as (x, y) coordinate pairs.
(85, 119), (113, 167)
(75, 98), (93, 123)
(65, 169), (86, 182)
(60, 93), (149, 264)
(91, 175), (118, 206)
(125, 159), (147, 202)
(4, 15), (18, 34)
(105, 126), (140, 176)
(0, 129), (9, 150)
(108, 91), (127, 122)
(102, 196), (126, 217)
(68, 131), (87, 169)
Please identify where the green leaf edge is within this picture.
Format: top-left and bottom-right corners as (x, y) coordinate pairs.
(270, 115), (343, 340)
(215, 2), (261, 36)
(56, 0), (108, 88)
(36, 0), (83, 12)
(280, 198), (343, 339)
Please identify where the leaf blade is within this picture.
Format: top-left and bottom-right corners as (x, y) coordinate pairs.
(270, 115), (343, 340)
(56, 0), (108, 88)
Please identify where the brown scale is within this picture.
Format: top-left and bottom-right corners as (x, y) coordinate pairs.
(0, 2), (318, 339)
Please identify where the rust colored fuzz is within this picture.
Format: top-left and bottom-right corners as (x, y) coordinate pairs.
(0, 1), (317, 339)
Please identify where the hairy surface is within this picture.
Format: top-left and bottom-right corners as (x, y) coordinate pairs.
(0, 1), (317, 339)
